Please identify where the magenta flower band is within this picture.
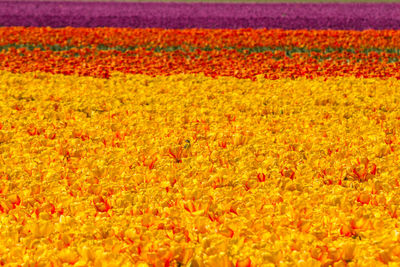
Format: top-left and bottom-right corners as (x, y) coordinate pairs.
(1, 1), (400, 29)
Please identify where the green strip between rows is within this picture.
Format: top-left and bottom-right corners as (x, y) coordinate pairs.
(3, 43), (400, 62)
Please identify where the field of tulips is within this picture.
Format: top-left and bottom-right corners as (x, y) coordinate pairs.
(1, 1), (400, 266)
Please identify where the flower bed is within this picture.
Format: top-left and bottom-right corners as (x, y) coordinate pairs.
(2, 2), (400, 29)
(1, 28), (400, 80)
(0, 1), (400, 266)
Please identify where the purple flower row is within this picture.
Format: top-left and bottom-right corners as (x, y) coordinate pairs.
(1, 1), (400, 30)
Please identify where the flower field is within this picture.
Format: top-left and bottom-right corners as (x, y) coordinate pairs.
(1, 1), (400, 266)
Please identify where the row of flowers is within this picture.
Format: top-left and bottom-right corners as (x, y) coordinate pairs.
(1, 71), (400, 265)
(3, 16), (400, 30)
(1, 2), (400, 30)
(2, 27), (400, 49)
(1, 46), (399, 80)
